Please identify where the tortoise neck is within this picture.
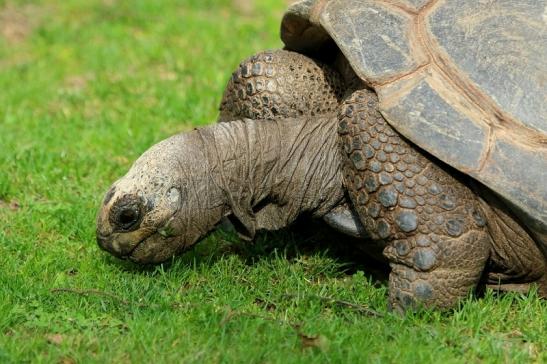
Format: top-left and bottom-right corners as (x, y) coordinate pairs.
(197, 117), (344, 239)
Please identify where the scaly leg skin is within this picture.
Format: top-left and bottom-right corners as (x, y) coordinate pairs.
(218, 49), (344, 122)
(479, 189), (547, 297)
(339, 89), (491, 311)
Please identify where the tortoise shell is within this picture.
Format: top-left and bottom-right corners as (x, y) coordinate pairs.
(281, 0), (547, 240)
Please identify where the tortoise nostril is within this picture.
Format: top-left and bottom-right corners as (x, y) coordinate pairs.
(115, 206), (141, 231)
(119, 208), (138, 226)
(109, 195), (144, 232)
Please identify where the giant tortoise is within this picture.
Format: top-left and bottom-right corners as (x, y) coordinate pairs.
(96, 0), (546, 311)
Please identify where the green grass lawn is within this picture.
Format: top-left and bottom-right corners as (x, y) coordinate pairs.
(0, 0), (545, 362)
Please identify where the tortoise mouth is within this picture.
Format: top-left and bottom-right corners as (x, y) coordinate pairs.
(126, 222), (223, 264)
(125, 232), (158, 261)
(126, 232), (191, 264)
(97, 230), (156, 260)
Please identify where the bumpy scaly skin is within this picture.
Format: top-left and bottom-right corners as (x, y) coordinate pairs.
(219, 50), (344, 122)
(339, 89), (493, 310)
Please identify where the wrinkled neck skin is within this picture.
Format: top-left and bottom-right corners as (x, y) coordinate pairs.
(194, 116), (345, 240)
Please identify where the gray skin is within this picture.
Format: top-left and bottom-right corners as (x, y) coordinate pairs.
(97, 49), (546, 311)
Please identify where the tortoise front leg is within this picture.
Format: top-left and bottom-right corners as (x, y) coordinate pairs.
(384, 231), (490, 311)
(339, 89), (491, 310)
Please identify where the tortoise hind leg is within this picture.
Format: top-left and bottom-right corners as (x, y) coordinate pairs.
(478, 189), (547, 297)
(340, 88), (491, 310)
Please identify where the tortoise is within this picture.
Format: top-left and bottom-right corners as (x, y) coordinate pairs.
(96, 0), (546, 311)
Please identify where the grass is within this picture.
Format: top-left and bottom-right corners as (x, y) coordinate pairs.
(0, 0), (545, 362)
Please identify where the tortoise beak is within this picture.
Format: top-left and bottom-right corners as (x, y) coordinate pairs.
(96, 233), (125, 258)
(96, 229), (130, 258)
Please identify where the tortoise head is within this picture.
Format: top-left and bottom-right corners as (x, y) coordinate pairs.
(96, 133), (225, 264)
(96, 113), (346, 264)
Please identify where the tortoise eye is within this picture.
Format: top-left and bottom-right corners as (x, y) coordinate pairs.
(110, 195), (144, 232)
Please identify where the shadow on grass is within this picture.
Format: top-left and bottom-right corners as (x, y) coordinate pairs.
(102, 216), (390, 286)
